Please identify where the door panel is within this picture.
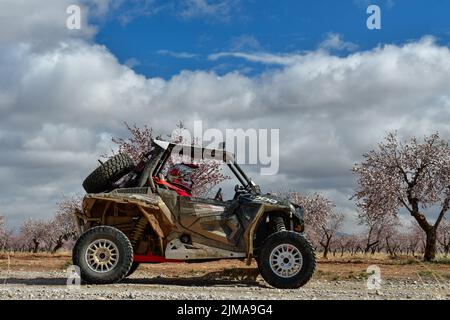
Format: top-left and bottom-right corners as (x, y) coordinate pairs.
(178, 197), (242, 246)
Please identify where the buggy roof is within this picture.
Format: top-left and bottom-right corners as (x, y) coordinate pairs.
(153, 139), (235, 162)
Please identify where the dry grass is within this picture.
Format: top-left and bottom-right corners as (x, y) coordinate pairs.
(315, 253), (450, 281)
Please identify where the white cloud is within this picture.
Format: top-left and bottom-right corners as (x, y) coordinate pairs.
(230, 34), (263, 52)
(319, 33), (358, 52)
(0, 0), (104, 50)
(89, 0), (125, 17)
(178, 0), (239, 21)
(116, 0), (167, 26)
(157, 50), (199, 59)
(208, 51), (305, 65)
(124, 57), (141, 68)
(92, 0), (237, 25)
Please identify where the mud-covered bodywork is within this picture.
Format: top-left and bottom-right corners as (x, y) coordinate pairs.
(75, 140), (306, 264)
(76, 188), (174, 257)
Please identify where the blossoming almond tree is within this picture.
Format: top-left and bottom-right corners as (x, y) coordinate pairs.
(405, 221), (424, 256)
(358, 209), (400, 254)
(20, 218), (50, 253)
(0, 214), (8, 251)
(334, 234), (364, 256)
(438, 219), (450, 256)
(319, 211), (345, 258)
(49, 196), (81, 253)
(288, 192), (331, 233)
(353, 132), (450, 261)
(289, 192), (344, 258)
(382, 218), (403, 257)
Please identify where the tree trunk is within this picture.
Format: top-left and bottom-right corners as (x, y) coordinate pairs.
(424, 228), (437, 261)
(32, 239), (39, 253)
(321, 237), (331, 259)
(370, 245), (377, 255)
(320, 232), (332, 259)
(51, 240), (63, 254)
(323, 246), (329, 259)
(385, 237), (393, 256)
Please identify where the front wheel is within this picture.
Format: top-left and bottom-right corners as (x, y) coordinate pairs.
(257, 231), (316, 289)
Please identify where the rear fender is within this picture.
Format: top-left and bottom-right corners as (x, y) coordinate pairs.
(79, 191), (175, 253)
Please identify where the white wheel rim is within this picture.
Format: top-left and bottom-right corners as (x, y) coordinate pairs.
(85, 239), (119, 273)
(269, 244), (303, 278)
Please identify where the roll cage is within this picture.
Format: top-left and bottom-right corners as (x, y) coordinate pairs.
(139, 139), (261, 195)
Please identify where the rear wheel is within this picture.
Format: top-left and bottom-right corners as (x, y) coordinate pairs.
(73, 226), (133, 284)
(257, 231), (316, 289)
(126, 262), (140, 277)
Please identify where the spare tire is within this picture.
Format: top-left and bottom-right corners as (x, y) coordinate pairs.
(82, 153), (134, 193)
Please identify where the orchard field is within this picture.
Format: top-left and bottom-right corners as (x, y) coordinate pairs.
(0, 252), (448, 300)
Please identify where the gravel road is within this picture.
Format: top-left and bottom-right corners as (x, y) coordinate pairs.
(0, 270), (448, 300)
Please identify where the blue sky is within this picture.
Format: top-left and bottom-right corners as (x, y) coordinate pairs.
(94, 0), (450, 79)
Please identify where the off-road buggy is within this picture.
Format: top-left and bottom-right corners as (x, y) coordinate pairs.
(73, 139), (316, 288)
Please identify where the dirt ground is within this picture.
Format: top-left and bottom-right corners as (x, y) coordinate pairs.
(0, 252), (449, 300)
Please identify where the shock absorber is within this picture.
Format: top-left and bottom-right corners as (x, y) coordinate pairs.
(272, 216), (286, 232)
(131, 217), (147, 247)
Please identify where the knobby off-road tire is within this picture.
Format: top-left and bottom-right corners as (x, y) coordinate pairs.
(258, 231), (316, 289)
(126, 262), (140, 277)
(82, 153), (134, 193)
(73, 226), (134, 284)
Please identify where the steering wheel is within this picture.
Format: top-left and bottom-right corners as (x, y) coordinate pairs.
(214, 188), (223, 201)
